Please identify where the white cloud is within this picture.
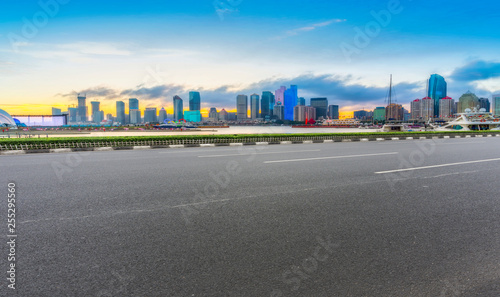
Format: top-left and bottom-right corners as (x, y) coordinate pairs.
(273, 18), (347, 40)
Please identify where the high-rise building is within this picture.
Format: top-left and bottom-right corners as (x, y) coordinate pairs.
(275, 86), (286, 106)
(116, 101), (126, 124)
(439, 97), (455, 118)
(144, 108), (157, 123)
(129, 109), (141, 124)
(129, 98), (139, 122)
(173, 95), (183, 120)
(93, 111), (104, 124)
(428, 74), (447, 117)
(478, 98), (490, 112)
(284, 85), (298, 121)
(250, 94), (260, 119)
(294, 105), (316, 122)
(90, 101), (100, 123)
(261, 91), (274, 118)
(158, 107), (167, 123)
(310, 98), (328, 120)
(184, 110), (202, 122)
(236, 95), (248, 121)
(68, 107), (78, 123)
(457, 91), (479, 113)
(353, 110), (368, 120)
(273, 102), (285, 120)
(328, 105), (339, 119)
(298, 97), (306, 106)
(52, 108), (62, 116)
(493, 94), (500, 115)
(373, 107), (385, 122)
(77, 94), (87, 122)
(420, 97), (434, 120)
(189, 92), (201, 111)
(386, 103), (404, 121)
(411, 99), (421, 120)
(219, 109), (228, 121)
(208, 107), (219, 121)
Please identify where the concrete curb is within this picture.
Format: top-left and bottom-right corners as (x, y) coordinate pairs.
(1, 134), (498, 155)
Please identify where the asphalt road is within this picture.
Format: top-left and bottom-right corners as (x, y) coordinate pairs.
(1, 137), (500, 296)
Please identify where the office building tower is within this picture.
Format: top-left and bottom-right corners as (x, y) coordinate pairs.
(90, 101), (100, 123)
(52, 108), (62, 116)
(275, 86), (286, 105)
(420, 97), (434, 120)
(439, 97), (455, 118)
(411, 99), (421, 120)
(284, 85), (298, 121)
(116, 101), (126, 124)
(457, 91), (479, 113)
(208, 108), (219, 121)
(227, 112), (237, 121)
(493, 94), (500, 115)
(294, 105), (316, 122)
(353, 110), (368, 120)
(427, 74), (447, 117)
(386, 103), (404, 121)
(250, 94), (260, 119)
(77, 94), (87, 122)
(373, 107), (385, 122)
(261, 91), (274, 118)
(479, 98), (490, 112)
(93, 111), (104, 124)
(68, 107), (78, 123)
(236, 95), (248, 121)
(273, 102), (285, 120)
(129, 109), (141, 124)
(219, 109), (228, 121)
(158, 107), (167, 123)
(189, 91), (201, 111)
(328, 105), (339, 119)
(144, 108), (157, 123)
(184, 110), (202, 122)
(173, 95), (184, 120)
(310, 97), (328, 120)
(129, 98), (139, 122)
(298, 97), (306, 106)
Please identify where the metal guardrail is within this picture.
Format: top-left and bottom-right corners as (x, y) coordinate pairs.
(0, 132), (498, 151)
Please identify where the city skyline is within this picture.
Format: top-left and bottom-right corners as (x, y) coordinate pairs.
(1, 0), (500, 117)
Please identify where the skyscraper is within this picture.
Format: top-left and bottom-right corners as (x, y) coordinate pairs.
(328, 105), (339, 119)
(158, 107), (167, 123)
(129, 98), (139, 122)
(261, 91), (274, 118)
(189, 91), (201, 111)
(294, 105), (316, 122)
(144, 108), (157, 123)
(90, 101), (100, 123)
(428, 74), (447, 117)
(273, 103), (285, 120)
(411, 99), (421, 120)
(129, 109), (141, 124)
(77, 94), (87, 122)
(68, 107), (78, 123)
(298, 97), (306, 106)
(493, 94), (500, 115)
(439, 97), (455, 118)
(173, 96), (184, 120)
(116, 101), (126, 124)
(284, 85), (298, 121)
(250, 94), (260, 119)
(420, 97), (434, 120)
(237, 95), (248, 121)
(310, 98), (328, 119)
(275, 86), (286, 105)
(478, 98), (490, 112)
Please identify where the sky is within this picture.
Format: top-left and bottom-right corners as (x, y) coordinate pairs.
(1, 0), (500, 118)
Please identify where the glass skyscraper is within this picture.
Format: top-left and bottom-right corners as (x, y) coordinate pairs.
(189, 91), (201, 111)
(116, 101), (126, 124)
(428, 74), (447, 117)
(236, 95), (248, 121)
(328, 105), (339, 119)
(311, 98), (328, 119)
(250, 94), (260, 119)
(493, 94), (500, 116)
(77, 94), (87, 122)
(261, 91), (274, 118)
(284, 85), (298, 121)
(173, 95), (184, 120)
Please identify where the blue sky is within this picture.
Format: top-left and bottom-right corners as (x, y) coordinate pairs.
(1, 0), (500, 115)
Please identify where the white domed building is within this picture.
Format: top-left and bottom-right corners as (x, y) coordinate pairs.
(0, 109), (17, 128)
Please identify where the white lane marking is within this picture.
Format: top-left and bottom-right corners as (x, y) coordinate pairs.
(375, 158), (500, 174)
(159, 148), (243, 154)
(198, 149), (321, 158)
(264, 152), (398, 164)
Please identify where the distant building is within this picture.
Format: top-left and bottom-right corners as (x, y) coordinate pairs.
(261, 91), (274, 118)
(428, 74), (447, 117)
(411, 99), (421, 120)
(189, 91), (201, 111)
(373, 107), (385, 122)
(116, 101), (126, 124)
(493, 94), (500, 116)
(208, 107), (219, 121)
(184, 110), (202, 122)
(353, 110), (368, 120)
(77, 94), (87, 122)
(294, 105), (316, 122)
(479, 98), (490, 112)
(273, 103), (285, 120)
(310, 98), (328, 120)
(236, 95), (248, 121)
(93, 111), (104, 124)
(129, 109), (141, 124)
(250, 94), (260, 119)
(144, 108), (157, 123)
(439, 97), (455, 118)
(275, 86), (286, 106)
(328, 105), (339, 119)
(284, 85), (298, 121)
(68, 108), (78, 123)
(227, 112), (237, 121)
(298, 97), (306, 106)
(457, 91), (479, 113)
(158, 107), (167, 123)
(173, 95), (184, 120)
(386, 103), (404, 121)
(11, 115), (67, 127)
(219, 109), (228, 121)
(52, 108), (62, 116)
(90, 101), (100, 123)
(421, 97), (434, 121)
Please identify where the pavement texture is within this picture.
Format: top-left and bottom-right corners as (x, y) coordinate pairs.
(1, 137), (500, 296)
